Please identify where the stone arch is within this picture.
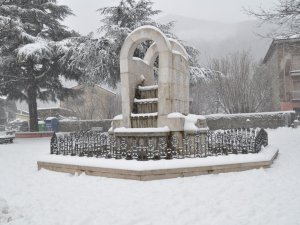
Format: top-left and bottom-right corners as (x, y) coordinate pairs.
(144, 38), (189, 67)
(119, 25), (190, 128)
(143, 43), (159, 67)
(169, 38), (189, 59)
(120, 26), (172, 71)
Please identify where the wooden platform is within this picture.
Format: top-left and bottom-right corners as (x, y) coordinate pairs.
(37, 147), (279, 181)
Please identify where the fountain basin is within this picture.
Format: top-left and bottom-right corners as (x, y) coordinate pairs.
(37, 146), (279, 181)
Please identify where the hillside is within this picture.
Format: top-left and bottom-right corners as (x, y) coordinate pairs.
(158, 14), (274, 64)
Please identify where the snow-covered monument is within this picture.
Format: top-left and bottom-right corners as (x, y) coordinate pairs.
(117, 25), (190, 128)
(38, 26), (275, 181)
(110, 25), (208, 153)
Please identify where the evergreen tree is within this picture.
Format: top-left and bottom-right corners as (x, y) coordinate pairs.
(97, 0), (176, 85)
(0, 0), (81, 131)
(66, 0), (200, 87)
(98, 0), (175, 42)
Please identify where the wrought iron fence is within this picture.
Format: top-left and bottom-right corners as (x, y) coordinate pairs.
(50, 128), (268, 161)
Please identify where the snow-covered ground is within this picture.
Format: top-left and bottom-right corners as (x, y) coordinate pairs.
(0, 127), (300, 225)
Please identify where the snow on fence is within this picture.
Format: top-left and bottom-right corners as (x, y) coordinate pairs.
(50, 128), (268, 161)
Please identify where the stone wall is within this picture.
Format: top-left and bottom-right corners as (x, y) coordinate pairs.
(205, 111), (296, 130)
(59, 120), (112, 132)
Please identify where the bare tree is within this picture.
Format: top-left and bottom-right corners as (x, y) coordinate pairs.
(209, 52), (276, 114)
(62, 85), (121, 120)
(190, 52), (277, 115)
(190, 68), (221, 114)
(104, 92), (122, 119)
(245, 0), (300, 37)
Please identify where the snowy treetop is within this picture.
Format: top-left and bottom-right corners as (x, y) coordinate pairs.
(17, 40), (52, 62)
(0, 95), (7, 100)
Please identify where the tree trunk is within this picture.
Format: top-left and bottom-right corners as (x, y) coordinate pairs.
(28, 86), (38, 132)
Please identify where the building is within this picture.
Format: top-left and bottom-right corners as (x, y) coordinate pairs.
(16, 102), (75, 121)
(60, 84), (119, 120)
(263, 37), (300, 114)
(15, 109), (29, 121)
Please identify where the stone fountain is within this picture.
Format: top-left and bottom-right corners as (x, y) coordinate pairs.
(37, 25), (276, 180)
(110, 25), (208, 151)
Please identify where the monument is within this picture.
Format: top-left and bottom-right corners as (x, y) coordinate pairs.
(110, 25), (208, 152)
(37, 25), (275, 181)
(110, 26), (206, 149)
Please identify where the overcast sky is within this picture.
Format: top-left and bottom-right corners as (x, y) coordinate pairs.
(57, 0), (276, 35)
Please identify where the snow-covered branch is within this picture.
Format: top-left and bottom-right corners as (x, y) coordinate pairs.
(0, 0), (8, 7)
(17, 40), (52, 62)
(245, 0), (300, 37)
(191, 52), (276, 115)
(0, 77), (27, 87)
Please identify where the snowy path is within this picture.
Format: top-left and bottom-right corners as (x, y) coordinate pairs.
(0, 128), (300, 225)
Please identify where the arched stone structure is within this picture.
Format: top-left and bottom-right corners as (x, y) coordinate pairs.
(119, 25), (190, 129)
(143, 39), (189, 70)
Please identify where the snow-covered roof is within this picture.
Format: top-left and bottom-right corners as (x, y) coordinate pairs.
(37, 107), (72, 111)
(0, 96), (7, 100)
(275, 34), (300, 40)
(45, 117), (57, 120)
(263, 36), (300, 63)
(95, 84), (116, 95)
(70, 83), (116, 95)
(16, 108), (29, 115)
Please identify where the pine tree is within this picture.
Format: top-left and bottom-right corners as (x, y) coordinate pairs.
(98, 0), (201, 66)
(97, 0), (176, 85)
(66, 0), (200, 87)
(98, 0), (175, 41)
(0, 0), (81, 131)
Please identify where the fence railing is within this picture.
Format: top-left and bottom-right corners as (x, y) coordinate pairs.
(50, 128), (268, 161)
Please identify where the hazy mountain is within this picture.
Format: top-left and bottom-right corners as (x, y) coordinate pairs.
(158, 14), (275, 64)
